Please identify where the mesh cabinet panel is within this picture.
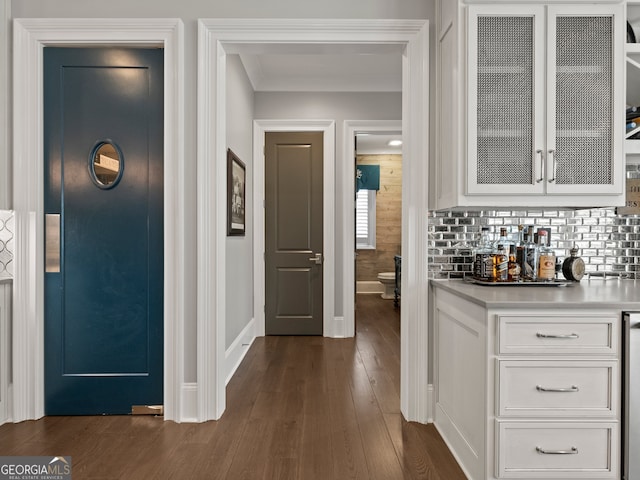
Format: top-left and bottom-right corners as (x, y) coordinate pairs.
(476, 16), (534, 185)
(555, 16), (613, 185)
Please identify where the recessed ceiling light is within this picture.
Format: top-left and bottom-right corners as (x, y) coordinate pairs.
(387, 139), (402, 146)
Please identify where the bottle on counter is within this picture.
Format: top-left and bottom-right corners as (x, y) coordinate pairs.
(498, 227), (521, 282)
(492, 244), (509, 282)
(537, 229), (556, 281)
(521, 226), (538, 281)
(496, 227), (511, 251)
(495, 227), (519, 282)
(562, 247), (585, 281)
(473, 227), (495, 281)
(514, 224), (525, 281)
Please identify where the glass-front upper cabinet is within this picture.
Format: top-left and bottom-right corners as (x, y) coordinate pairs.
(467, 4), (624, 198)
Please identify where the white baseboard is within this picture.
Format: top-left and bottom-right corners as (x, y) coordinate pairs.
(225, 318), (256, 385)
(332, 316), (345, 338)
(179, 317), (257, 423)
(356, 280), (383, 294)
(0, 399), (6, 427)
(0, 284), (10, 426)
(0, 383), (12, 426)
(427, 383), (434, 423)
(180, 383), (198, 423)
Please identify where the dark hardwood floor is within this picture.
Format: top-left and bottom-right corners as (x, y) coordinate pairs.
(0, 294), (466, 480)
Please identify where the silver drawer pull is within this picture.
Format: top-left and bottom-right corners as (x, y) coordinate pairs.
(536, 446), (578, 455)
(536, 332), (579, 339)
(536, 385), (579, 393)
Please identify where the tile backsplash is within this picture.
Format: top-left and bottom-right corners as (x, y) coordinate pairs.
(0, 210), (14, 281)
(428, 207), (640, 280)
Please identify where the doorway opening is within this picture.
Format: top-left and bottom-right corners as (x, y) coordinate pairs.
(343, 120), (402, 337)
(198, 19), (429, 423)
(353, 129), (403, 313)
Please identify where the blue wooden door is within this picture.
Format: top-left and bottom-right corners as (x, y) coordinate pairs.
(43, 48), (163, 415)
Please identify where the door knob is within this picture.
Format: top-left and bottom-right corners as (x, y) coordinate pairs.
(308, 253), (323, 265)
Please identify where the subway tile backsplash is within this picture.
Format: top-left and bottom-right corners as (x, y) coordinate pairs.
(428, 207), (640, 280)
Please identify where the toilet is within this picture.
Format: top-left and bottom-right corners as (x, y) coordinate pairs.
(377, 272), (396, 299)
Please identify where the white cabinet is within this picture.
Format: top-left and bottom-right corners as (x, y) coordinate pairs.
(433, 1), (625, 209)
(433, 288), (488, 480)
(626, 1), (640, 160)
(432, 288), (621, 479)
(494, 312), (620, 479)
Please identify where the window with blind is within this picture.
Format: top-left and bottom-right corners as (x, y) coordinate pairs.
(356, 189), (376, 249)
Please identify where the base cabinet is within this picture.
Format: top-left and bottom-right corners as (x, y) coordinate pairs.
(433, 288), (621, 479)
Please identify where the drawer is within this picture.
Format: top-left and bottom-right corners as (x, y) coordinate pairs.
(497, 422), (618, 478)
(497, 315), (618, 355)
(497, 360), (617, 417)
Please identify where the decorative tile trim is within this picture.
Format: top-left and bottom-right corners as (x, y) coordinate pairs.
(0, 210), (13, 280)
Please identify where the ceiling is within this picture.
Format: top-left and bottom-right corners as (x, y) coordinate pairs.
(237, 49), (403, 154)
(239, 52), (402, 93)
(355, 133), (402, 155)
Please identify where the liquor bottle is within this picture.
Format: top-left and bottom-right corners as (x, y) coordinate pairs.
(514, 224), (525, 280)
(473, 227), (494, 281)
(496, 227), (518, 282)
(492, 244), (509, 282)
(496, 227), (511, 251)
(521, 226), (538, 281)
(512, 224), (524, 282)
(537, 229), (556, 281)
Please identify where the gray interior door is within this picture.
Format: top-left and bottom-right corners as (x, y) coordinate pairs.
(265, 131), (323, 335)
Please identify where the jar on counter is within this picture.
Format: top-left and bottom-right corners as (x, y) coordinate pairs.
(562, 247), (585, 281)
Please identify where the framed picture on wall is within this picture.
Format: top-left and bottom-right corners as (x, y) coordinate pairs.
(227, 149), (246, 236)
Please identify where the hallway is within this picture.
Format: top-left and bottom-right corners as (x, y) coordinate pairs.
(0, 295), (465, 479)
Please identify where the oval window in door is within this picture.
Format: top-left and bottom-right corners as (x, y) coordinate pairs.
(89, 140), (124, 189)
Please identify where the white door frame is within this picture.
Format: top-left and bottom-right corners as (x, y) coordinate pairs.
(0, 0), (10, 209)
(253, 120), (336, 339)
(0, 0), (11, 427)
(198, 18), (430, 423)
(343, 120), (402, 338)
(12, 18), (186, 422)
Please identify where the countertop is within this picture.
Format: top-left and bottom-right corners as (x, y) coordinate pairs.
(431, 278), (640, 310)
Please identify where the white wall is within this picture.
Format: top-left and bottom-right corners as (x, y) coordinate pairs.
(11, 0), (430, 19)
(8, 0), (433, 385)
(226, 55), (254, 349)
(254, 92), (402, 316)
